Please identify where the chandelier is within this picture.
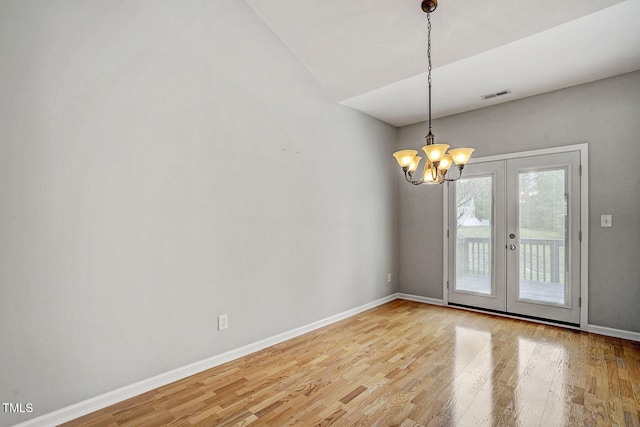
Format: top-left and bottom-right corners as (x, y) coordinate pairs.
(392, 0), (474, 185)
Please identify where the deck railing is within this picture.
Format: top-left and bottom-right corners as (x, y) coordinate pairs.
(457, 237), (565, 284)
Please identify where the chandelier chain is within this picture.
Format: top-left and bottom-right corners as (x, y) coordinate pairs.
(427, 12), (432, 133)
(427, 12), (432, 87)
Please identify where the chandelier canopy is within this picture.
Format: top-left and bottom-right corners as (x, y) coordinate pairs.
(393, 0), (474, 185)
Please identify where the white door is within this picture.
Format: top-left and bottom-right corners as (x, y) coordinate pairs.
(448, 151), (581, 325)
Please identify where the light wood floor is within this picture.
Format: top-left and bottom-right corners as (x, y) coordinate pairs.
(62, 300), (640, 426)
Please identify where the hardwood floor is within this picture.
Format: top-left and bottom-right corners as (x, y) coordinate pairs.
(62, 300), (640, 426)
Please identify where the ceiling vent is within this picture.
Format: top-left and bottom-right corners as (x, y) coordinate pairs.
(481, 89), (511, 100)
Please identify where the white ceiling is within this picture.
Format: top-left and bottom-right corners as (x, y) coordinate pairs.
(245, 0), (640, 127)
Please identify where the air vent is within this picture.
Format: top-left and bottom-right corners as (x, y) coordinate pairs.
(481, 89), (511, 101)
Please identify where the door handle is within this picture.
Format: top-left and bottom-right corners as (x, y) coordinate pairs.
(509, 244), (516, 250)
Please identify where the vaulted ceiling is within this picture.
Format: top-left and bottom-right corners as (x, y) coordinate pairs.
(245, 0), (640, 126)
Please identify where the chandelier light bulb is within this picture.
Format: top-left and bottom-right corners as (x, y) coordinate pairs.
(408, 156), (422, 173)
(439, 153), (453, 172)
(448, 148), (475, 165)
(423, 162), (437, 183)
(423, 144), (450, 162)
(392, 150), (418, 168)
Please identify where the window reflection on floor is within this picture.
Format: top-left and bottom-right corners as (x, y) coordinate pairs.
(451, 325), (569, 425)
(516, 337), (568, 425)
(454, 326), (493, 424)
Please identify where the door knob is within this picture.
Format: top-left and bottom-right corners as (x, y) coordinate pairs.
(509, 244), (516, 250)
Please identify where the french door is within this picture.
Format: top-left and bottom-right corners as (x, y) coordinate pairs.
(447, 151), (581, 325)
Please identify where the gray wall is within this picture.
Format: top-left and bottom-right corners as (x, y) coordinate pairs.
(398, 71), (640, 333)
(0, 1), (398, 425)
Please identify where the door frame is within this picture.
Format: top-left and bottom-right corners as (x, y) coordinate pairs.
(442, 143), (589, 330)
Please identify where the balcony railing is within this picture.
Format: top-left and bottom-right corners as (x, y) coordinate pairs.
(457, 237), (565, 284)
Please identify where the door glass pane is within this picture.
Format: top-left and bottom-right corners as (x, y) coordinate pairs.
(518, 169), (567, 305)
(455, 176), (492, 295)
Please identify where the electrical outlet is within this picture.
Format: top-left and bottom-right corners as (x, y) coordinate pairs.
(218, 314), (228, 331)
(387, 273), (392, 283)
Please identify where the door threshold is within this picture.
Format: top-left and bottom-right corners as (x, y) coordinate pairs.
(448, 303), (580, 330)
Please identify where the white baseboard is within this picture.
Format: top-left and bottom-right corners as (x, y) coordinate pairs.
(397, 293), (640, 343)
(587, 324), (640, 342)
(14, 293), (398, 427)
(397, 293), (444, 306)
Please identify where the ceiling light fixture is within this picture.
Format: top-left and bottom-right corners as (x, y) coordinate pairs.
(392, 0), (474, 185)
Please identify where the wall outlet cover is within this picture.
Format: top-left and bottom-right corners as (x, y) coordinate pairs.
(218, 314), (228, 330)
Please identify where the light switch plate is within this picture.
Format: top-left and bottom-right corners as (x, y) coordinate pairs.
(601, 214), (612, 228)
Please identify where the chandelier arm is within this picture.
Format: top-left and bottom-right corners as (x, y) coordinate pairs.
(443, 165), (466, 182)
(431, 161), (439, 181)
(405, 171), (427, 185)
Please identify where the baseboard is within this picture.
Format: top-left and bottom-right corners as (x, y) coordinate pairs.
(397, 294), (640, 343)
(13, 293), (398, 427)
(397, 293), (444, 306)
(587, 324), (640, 342)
